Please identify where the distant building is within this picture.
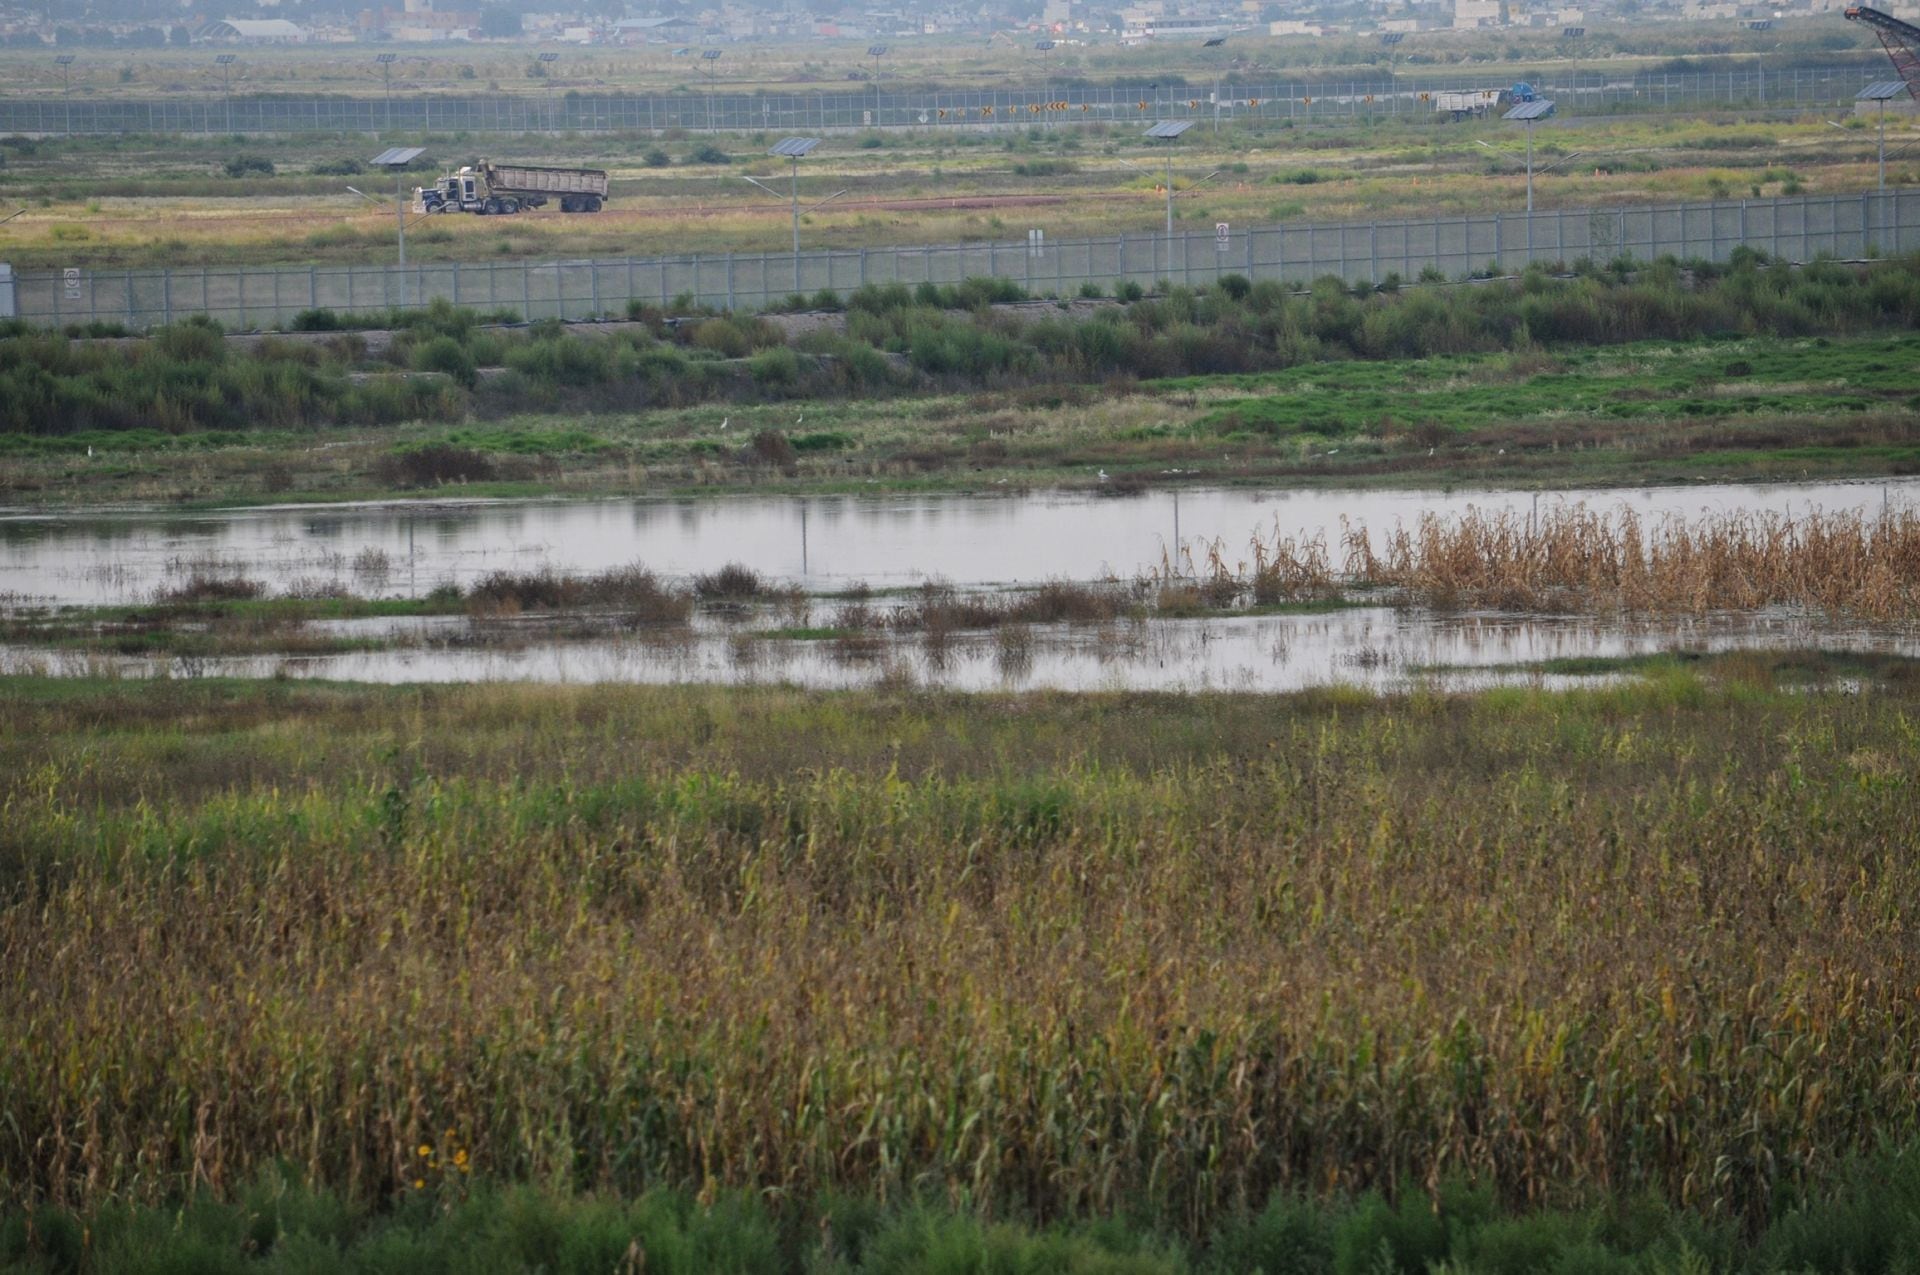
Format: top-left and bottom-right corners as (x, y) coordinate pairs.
(196, 18), (309, 41)
(358, 0), (480, 40)
(1453, 0), (1504, 25)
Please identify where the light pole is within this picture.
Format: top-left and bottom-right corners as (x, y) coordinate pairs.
(215, 53), (236, 135)
(1857, 81), (1902, 191)
(1202, 36), (1227, 134)
(1141, 120), (1195, 278)
(1561, 27), (1583, 108)
(1502, 97), (1556, 213)
(1034, 40), (1056, 130)
(701, 49), (722, 132)
(1745, 19), (1773, 106)
(536, 51), (560, 131)
(374, 53), (397, 133)
(55, 54), (74, 136)
(752, 137), (824, 293)
(367, 145), (425, 275)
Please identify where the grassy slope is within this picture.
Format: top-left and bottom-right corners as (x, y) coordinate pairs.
(4, 329), (1914, 507)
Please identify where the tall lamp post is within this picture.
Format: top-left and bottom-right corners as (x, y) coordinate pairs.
(1202, 36), (1227, 133)
(374, 52), (397, 132)
(1561, 27), (1584, 108)
(1746, 19), (1774, 105)
(1034, 40), (1056, 130)
(536, 51), (560, 130)
(1380, 33), (1404, 119)
(55, 54), (75, 136)
(701, 49), (722, 131)
(215, 53), (236, 134)
(1857, 80), (1903, 191)
(368, 145), (425, 268)
(1502, 97), (1556, 214)
(747, 137), (825, 293)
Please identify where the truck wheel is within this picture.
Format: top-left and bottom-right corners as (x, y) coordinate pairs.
(584, 196), (602, 212)
(560, 195), (579, 213)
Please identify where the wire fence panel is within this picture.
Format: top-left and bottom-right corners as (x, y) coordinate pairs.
(0, 63), (1890, 136)
(6, 190), (1914, 329)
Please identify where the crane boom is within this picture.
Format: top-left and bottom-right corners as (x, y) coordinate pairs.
(1845, 6), (1920, 98)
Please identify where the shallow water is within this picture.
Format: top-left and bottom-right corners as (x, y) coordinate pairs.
(3, 478), (1915, 607)
(6, 607), (1913, 695)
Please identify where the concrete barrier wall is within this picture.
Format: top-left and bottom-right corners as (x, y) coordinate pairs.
(11, 190), (1916, 331)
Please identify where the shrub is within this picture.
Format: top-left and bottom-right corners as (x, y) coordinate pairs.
(377, 443), (496, 488)
(693, 562), (767, 598)
(411, 334), (478, 388)
(223, 155), (275, 178)
(685, 143), (731, 165)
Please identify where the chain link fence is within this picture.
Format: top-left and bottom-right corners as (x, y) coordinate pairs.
(0, 63), (1890, 136)
(5, 190), (1914, 331)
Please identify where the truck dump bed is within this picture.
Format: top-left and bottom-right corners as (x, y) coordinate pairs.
(478, 162), (611, 198)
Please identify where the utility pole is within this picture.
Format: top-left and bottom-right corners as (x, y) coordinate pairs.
(537, 51), (559, 131)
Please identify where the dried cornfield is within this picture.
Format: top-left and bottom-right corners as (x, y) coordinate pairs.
(3, 677), (1919, 1238)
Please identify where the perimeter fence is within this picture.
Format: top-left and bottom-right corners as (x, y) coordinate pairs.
(4, 189), (1914, 330)
(0, 63), (1893, 135)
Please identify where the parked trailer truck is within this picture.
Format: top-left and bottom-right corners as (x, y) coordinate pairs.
(1434, 82), (1538, 120)
(415, 161), (610, 215)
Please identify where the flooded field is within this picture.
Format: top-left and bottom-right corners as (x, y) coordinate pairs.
(6, 605), (1915, 694)
(4, 478), (1915, 607)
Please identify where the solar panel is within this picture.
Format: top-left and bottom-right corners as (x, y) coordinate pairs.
(1563, 25), (1585, 37)
(370, 146), (425, 166)
(868, 44), (889, 56)
(701, 48), (722, 60)
(1503, 100), (1555, 121)
(1034, 39), (1056, 49)
(769, 137), (821, 157)
(1145, 120), (1194, 138)
(1201, 36), (1226, 46)
(1858, 80), (1907, 100)
(1380, 32), (1405, 44)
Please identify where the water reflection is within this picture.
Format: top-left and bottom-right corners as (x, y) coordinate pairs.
(3, 479), (1915, 607)
(5, 607), (1914, 695)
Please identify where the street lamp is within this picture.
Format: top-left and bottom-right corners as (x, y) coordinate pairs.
(55, 54), (75, 136)
(374, 53), (397, 132)
(867, 43), (888, 82)
(1857, 81), (1903, 191)
(1140, 119), (1197, 278)
(368, 145), (425, 276)
(1561, 27), (1584, 107)
(1034, 40), (1057, 130)
(754, 137), (822, 292)
(1746, 19), (1773, 105)
(701, 49), (722, 131)
(1380, 33), (1404, 119)
(537, 51), (560, 131)
(215, 54), (236, 135)
(1202, 36), (1228, 134)
(1502, 97), (1556, 212)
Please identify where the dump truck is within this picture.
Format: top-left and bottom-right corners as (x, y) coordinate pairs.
(415, 161), (610, 215)
(1434, 81), (1539, 120)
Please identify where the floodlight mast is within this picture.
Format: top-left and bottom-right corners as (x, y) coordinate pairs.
(216, 54), (237, 134)
(537, 52), (560, 131)
(1746, 19), (1774, 105)
(1143, 120), (1193, 272)
(1561, 27), (1584, 107)
(702, 50), (722, 131)
(55, 54), (75, 136)
(1502, 99), (1555, 212)
(375, 53), (397, 132)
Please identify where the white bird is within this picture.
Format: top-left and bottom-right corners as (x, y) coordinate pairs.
(720, 417), (729, 431)
(86, 446), (93, 459)
(1325, 448), (1339, 456)
(1097, 469), (1109, 482)
(1428, 447), (1435, 457)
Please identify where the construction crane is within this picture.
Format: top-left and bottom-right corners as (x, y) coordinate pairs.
(1845, 7), (1920, 98)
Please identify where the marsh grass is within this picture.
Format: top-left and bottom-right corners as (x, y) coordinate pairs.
(466, 563), (692, 623)
(4, 674), (1919, 1237)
